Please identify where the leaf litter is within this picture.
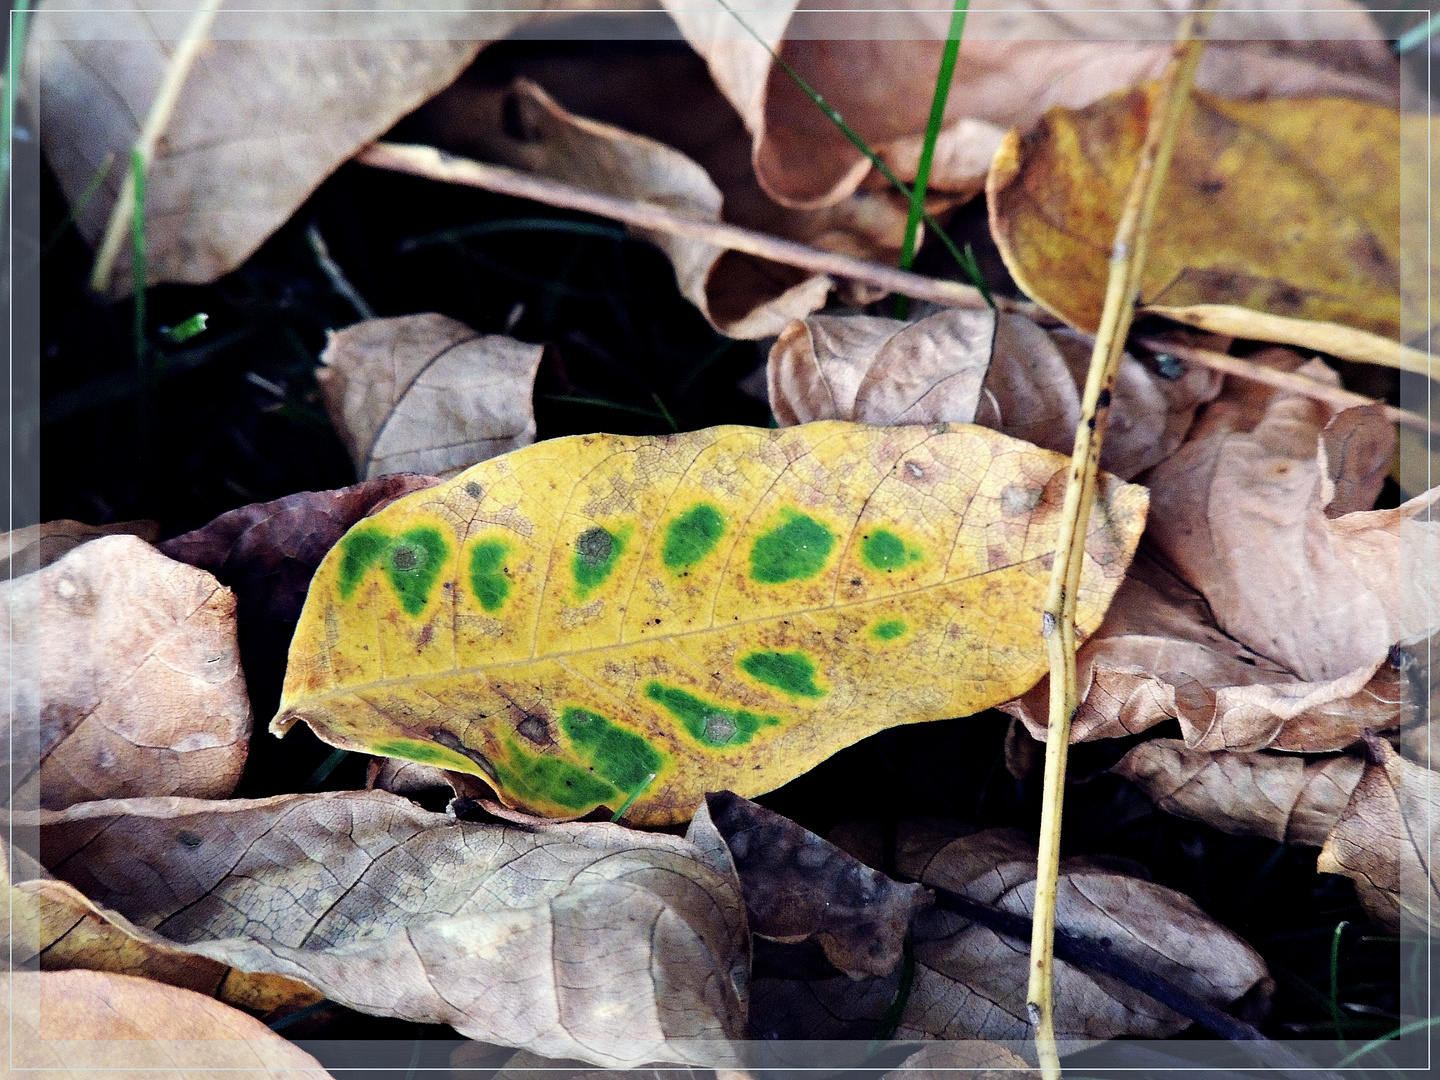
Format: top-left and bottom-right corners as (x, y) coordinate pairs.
(24, 1), (1435, 1069)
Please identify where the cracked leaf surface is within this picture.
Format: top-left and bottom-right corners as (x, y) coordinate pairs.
(275, 421), (1146, 824)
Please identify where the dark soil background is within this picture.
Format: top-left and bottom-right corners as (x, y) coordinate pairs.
(34, 34), (1415, 1073)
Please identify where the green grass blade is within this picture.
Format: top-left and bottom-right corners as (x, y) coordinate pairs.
(1329, 920), (1350, 1044)
(130, 147), (153, 481)
(1, 0), (33, 239)
(715, 0), (993, 309)
(895, 0), (970, 318)
(41, 152), (116, 258)
(1395, 12), (1440, 53)
(1334, 1015), (1440, 1068)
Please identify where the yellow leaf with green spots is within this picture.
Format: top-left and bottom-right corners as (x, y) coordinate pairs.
(273, 421), (1147, 824)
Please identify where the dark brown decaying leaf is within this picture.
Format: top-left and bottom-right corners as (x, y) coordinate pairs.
(33, 789), (749, 1067)
(704, 791), (930, 978)
(751, 824), (1269, 1051)
(160, 474), (438, 744)
(1111, 739), (1364, 845)
(5, 845), (321, 1017)
(767, 311), (1220, 482)
(1001, 549), (1414, 752)
(26, 3), (578, 296)
(1146, 360), (1439, 683)
(3, 969), (334, 1078)
(1317, 737), (1440, 934)
(1, 536), (251, 809)
(317, 314), (543, 480)
(661, 0), (1398, 210)
(0, 519), (159, 580)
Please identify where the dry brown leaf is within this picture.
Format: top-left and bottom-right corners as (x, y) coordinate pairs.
(1318, 737), (1440, 934)
(33, 789), (749, 1067)
(884, 1042), (1038, 1080)
(1145, 362), (1438, 683)
(752, 824), (1268, 1050)
(5, 845), (321, 1017)
(317, 314), (542, 480)
(988, 83), (1423, 365)
(26, 4), (593, 297)
(662, 0), (1398, 210)
(1, 535), (250, 809)
(1001, 548), (1415, 752)
(0, 519), (159, 579)
(3, 969), (333, 1078)
(704, 791), (930, 977)
(1112, 739), (1364, 845)
(767, 311), (1221, 482)
(415, 78), (854, 338)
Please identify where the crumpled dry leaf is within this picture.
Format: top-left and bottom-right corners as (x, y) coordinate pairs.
(1, 535), (250, 809)
(768, 310), (1221, 481)
(1317, 737), (1440, 934)
(1001, 548), (1415, 752)
(1146, 361), (1438, 683)
(317, 314), (542, 480)
(4, 844), (320, 1017)
(26, 2), (592, 297)
(32, 789), (749, 1067)
(0, 519), (158, 579)
(415, 78), (846, 339)
(704, 791), (930, 977)
(662, 0), (1398, 210)
(1112, 739), (1365, 845)
(752, 824), (1269, 1051)
(988, 84), (1421, 352)
(4, 970), (334, 1078)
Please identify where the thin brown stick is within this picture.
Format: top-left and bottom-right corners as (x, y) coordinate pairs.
(1027, 6), (1215, 1077)
(356, 141), (1020, 316)
(1138, 337), (1438, 435)
(89, 0), (224, 294)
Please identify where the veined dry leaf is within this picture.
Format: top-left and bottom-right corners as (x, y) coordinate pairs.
(768, 310), (1221, 481)
(1317, 737), (1440, 934)
(33, 789), (749, 1067)
(704, 791), (930, 977)
(751, 824), (1269, 1050)
(5, 845), (321, 1017)
(274, 421), (1147, 825)
(416, 78), (840, 339)
(988, 86), (1420, 352)
(1, 535), (250, 809)
(317, 314), (542, 480)
(26, 3), (594, 297)
(663, 0), (1398, 210)
(3, 970), (333, 1078)
(0, 518), (158, 579)
(1001, 549), (1415, 752)
(1112, 739), (1364, 845)
(1145, 362), (1438, 683)
(884, 1042), (1038, 1080)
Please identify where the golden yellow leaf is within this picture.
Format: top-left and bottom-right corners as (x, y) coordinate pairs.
(987, 87), (1420, 358)
(274, 421), (1146, 824)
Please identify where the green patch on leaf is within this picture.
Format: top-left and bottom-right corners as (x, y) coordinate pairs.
(338, 526), (390, 599)
(645, 681), (781, 748)
(871, 619), (908, 642)
(369, 736), (481, 773)
(385, 526), (450, 616)
(662, 503), (726, 574)
(861, 528), (922, 572)
(493, 738), (616, 811)
(561, 706), (664, 791)
(739, 650), (826, 698)
(469, 538), (511, 612)
(750, 510), (834, 584)
(573, 524), (630, 598)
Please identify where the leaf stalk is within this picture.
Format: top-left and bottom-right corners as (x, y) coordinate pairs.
(1026, 6), (1215, 1076)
